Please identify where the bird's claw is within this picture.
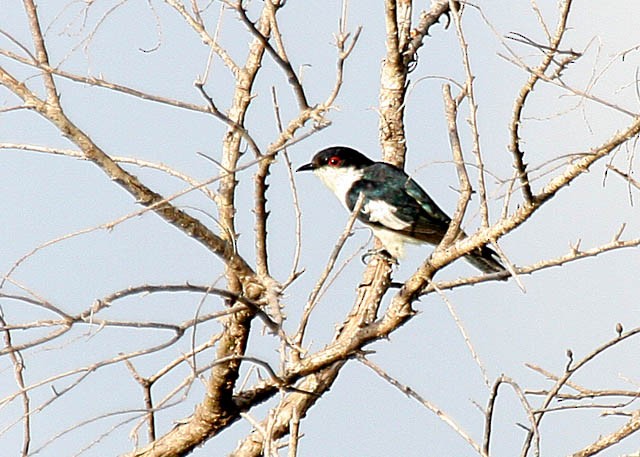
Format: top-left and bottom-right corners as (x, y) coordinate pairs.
(361, 248), (397, 265)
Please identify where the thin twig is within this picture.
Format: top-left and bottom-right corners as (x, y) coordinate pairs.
(165, 0), (240, 77)
(439, 83), (472, 247)
(520, 326), (640, 457)
(484, 375), (539, 457)
(359, 356), (486, 456)
(508, 0), (576, 205)
(430, 283), (491, 388)
(0, 46), (213, 113)
(293, 194), (366, 352)
(271, 87), (304, 288)
(0, 311), (30, 456)
(234, 1), (309, 109)
(124, 360), (156, 442)
(449, 0), (490, 228)
(0, 143), (219, 202)
(195, 81), (263, 157)
(607, 164), (640, 190)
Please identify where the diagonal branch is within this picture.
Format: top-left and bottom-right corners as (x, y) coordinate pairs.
(234, 0), (309, 110)
(0, 311), (30, 457)
(429, 233), (640, 291)
(0, 67), (258, 289)
(569, 410), (640, 457)
(405, 1), (453, 66)
(520, 326), (640, 457)
(0, 45), (214, 113)
(293, 194), (365, 353)
(165, 0), (241, 77)
(360, 356), (485, 456)
(395, 114), (640, 304)
(449, 0), (490, 227)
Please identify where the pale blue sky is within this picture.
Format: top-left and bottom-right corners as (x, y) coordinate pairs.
(1, 1), (639, 456)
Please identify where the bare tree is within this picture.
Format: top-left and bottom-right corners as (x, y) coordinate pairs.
(1, 1), (639, 456)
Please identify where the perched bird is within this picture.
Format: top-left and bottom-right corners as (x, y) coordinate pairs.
(296, 146), (505, 274)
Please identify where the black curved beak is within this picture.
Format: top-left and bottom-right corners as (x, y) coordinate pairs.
(296, 162), (315, 172)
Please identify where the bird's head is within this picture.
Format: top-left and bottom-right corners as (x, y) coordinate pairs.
(296, 146), (373, 172)
(296, 146), (374, 202)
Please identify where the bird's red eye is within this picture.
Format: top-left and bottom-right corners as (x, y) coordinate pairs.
(327, 156), (342, 166)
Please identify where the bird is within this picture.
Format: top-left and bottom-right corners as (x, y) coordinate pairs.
(296, 146), (506, 274)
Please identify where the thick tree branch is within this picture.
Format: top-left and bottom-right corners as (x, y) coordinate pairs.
(22, 0), (59, 105)
(379, 0), (409, 166)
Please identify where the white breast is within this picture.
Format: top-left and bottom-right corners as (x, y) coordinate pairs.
(314, 167), (419, 259)
(369, 226), (420, 258)
(314, 166), (364, 208)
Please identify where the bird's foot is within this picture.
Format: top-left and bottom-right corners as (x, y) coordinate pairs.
(361, 248), (397, 265)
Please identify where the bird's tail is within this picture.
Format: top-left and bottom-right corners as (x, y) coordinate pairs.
(464, 245), (507, 275)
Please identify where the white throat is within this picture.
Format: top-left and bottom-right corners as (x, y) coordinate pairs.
(313, 166), (363, 209)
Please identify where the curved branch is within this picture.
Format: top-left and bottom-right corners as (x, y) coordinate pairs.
(508, 0), (576, 204)
(234, 1), (309, 110)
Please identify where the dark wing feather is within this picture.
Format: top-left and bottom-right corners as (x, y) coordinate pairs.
(346, 162), (506, 274)
(347, 163), (451, 245)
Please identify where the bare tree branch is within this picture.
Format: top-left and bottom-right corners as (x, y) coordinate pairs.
(360, 356), (485, 456)
(508, 0), (576, 205)
(569, 410), (640, 457)
(2, 1), (639, 455)
(520, 326), (640, 456)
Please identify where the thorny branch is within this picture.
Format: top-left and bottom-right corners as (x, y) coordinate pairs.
(508, 0), (577, 205)
(1, 1), (639, 456)
(234, 0), (309, 110)
(439, 83), (472, 248)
